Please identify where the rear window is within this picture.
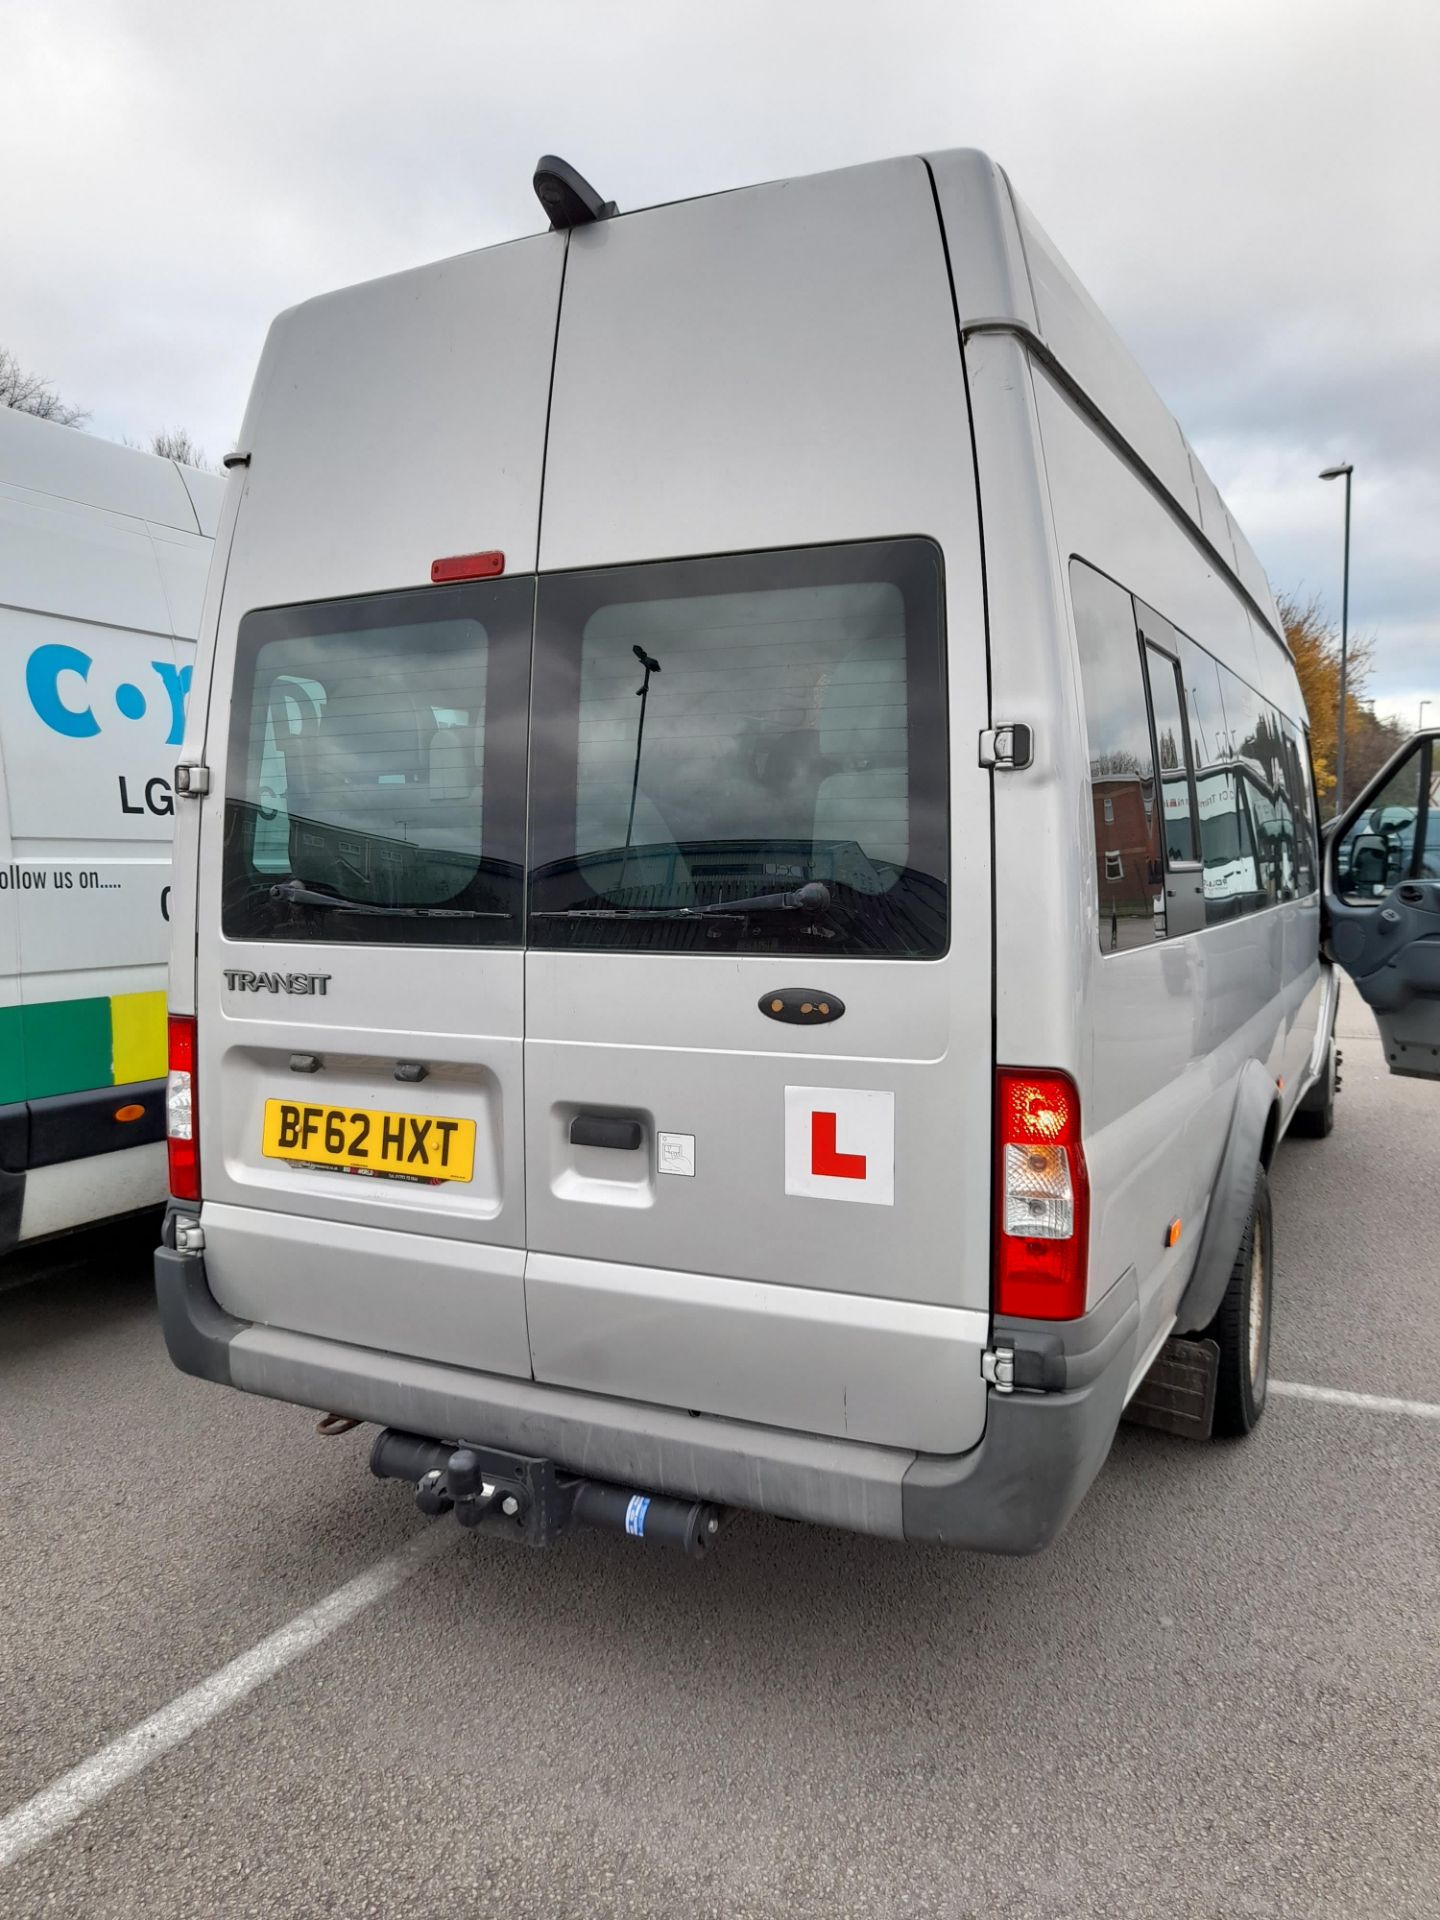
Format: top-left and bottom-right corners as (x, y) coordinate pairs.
(526, 540), (948, 956)
(223, 580), (532, 946)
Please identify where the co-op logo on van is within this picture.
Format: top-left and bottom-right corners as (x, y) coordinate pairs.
(25, 645), (191, 744)
(224, 970), (331, 996)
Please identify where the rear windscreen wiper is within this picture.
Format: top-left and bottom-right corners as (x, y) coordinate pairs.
(269, 880), (510, 920)
(532, 882), (832, 922)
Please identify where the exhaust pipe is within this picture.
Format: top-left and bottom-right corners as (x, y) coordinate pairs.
(369, 1428), (725, 1556)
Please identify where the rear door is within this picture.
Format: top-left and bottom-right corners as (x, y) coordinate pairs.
(193, 235), (564, 1375)
(522, 162), (994, 1456)
(1325, 728), (1440, 1078)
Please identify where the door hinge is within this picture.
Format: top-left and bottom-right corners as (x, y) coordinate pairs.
(981, 1344), (1015, 1394)
(978, 723), (1033, 770)
(174, 761), (210, 798)
(174, 1218), (206, 1254)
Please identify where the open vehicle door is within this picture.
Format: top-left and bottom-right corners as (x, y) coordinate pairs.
(1324, 728), (1440, 1079)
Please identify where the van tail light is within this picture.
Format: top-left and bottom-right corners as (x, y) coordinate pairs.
(167, 1014), (200, 1203)
(995, 1068), (1089, 1320)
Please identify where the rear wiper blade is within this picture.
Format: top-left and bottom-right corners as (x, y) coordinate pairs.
(532, 882), (832, 922)
(269, 880), (510, 920)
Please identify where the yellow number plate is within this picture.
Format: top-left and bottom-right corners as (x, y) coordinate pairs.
(262, 1099), (476, 1184)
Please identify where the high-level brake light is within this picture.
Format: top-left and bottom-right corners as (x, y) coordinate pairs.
(167, 1014), (200, 1202)
(430, 551), (505, 583)
(995, 1068), (1089, 1320)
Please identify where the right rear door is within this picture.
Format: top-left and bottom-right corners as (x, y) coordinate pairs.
(520, 162), (995, 1457)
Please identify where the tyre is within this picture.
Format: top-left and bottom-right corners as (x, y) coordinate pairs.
(1208, 1165), (1272, 1437)
(1289, 1038), (1336, 1138)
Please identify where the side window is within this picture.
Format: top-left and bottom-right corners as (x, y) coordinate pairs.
(1181, 638), (1257, 924)
(1071, 560), (1163, 952)
(1281, 723), (1319, 895)
(1254, 706), (1297, 901)
(1215, 664), (1276, 913)
(1142, 643), (1197, 864)
(1238, 702), (1291, 905)
(1334, 738), (1436, 901)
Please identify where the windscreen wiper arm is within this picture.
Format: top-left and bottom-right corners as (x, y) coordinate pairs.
(532, 882), (832, 922)
(269, 880), (510, 920)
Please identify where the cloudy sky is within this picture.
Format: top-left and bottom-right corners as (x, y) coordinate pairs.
(4, 0), (1436, 720)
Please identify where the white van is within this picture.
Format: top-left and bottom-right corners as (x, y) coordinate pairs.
(0, 406), (223, 1254)
(156, 153), (1439, 1554)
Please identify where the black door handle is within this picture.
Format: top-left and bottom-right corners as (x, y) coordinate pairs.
(569, 1113), (644, 1151)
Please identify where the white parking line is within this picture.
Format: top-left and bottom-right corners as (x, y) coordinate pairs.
(1270, 1380), (1440, 1421)
(0, 1526), (452, 1874)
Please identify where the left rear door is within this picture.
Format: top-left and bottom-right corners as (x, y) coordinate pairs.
(191, 233), (564, 1376)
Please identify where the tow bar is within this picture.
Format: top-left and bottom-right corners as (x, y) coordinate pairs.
(369, 1428), (726, 1557)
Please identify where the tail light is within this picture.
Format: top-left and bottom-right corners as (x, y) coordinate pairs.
(167, 1014), (200, 1202)
(995, 1068), (1089, 1320)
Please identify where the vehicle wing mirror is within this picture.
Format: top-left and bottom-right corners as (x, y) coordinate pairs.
(1343, 830), (1390, 895)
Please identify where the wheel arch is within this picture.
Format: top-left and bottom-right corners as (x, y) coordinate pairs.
(1174, 1059), (1278, 1336)
(1259, 1096), (1283, 1169)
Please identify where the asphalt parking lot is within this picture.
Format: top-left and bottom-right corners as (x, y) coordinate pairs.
(2, 985), (1437, 1920)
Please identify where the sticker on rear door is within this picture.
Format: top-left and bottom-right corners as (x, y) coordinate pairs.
(784, 1087), (894, 1206)
(657, 1132), (696, 1177)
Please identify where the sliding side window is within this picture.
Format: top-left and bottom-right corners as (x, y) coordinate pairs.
(1180, 636), (1262, 925)
(1071, 560), (1163, 952)
(1281, 719), (1319, 895)
(1136, 607), (1206, 938)
(1215, 664), (1285, 908)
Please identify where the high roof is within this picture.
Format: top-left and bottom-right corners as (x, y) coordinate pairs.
(925, 149), (1283, 648)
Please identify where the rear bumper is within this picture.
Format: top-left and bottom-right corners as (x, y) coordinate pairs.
(154, 1241), (1139, 1552)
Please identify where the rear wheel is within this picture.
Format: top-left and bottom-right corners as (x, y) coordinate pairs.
(1208, 1166), (1272, 1437)
(1290, 1039), (1336, 1138)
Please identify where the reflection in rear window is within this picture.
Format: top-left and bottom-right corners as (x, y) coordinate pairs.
(527, 540), (948, 957)
(223, 580), (531, 947)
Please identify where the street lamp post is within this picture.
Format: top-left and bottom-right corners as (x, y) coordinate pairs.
(1420, 699), (1432, 732)
(1319, 462), (1353, 811)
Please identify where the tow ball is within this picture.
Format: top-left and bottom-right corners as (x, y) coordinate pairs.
(369, 1428), (725, 1557)
(415, 1453), (514, 1524)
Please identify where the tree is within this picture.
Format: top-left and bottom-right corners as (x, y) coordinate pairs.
(149, 427), (214, 469)
(1343, 701), (1408, 799)
(1091, 749), (1144, 776)
(0, 347), (89, 427)
(1277, 592), (1390, 818)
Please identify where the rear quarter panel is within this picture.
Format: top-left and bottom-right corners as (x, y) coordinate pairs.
(1005, 359), (1293, 1360)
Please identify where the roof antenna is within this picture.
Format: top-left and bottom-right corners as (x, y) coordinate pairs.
(533, 155), (617, 231)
